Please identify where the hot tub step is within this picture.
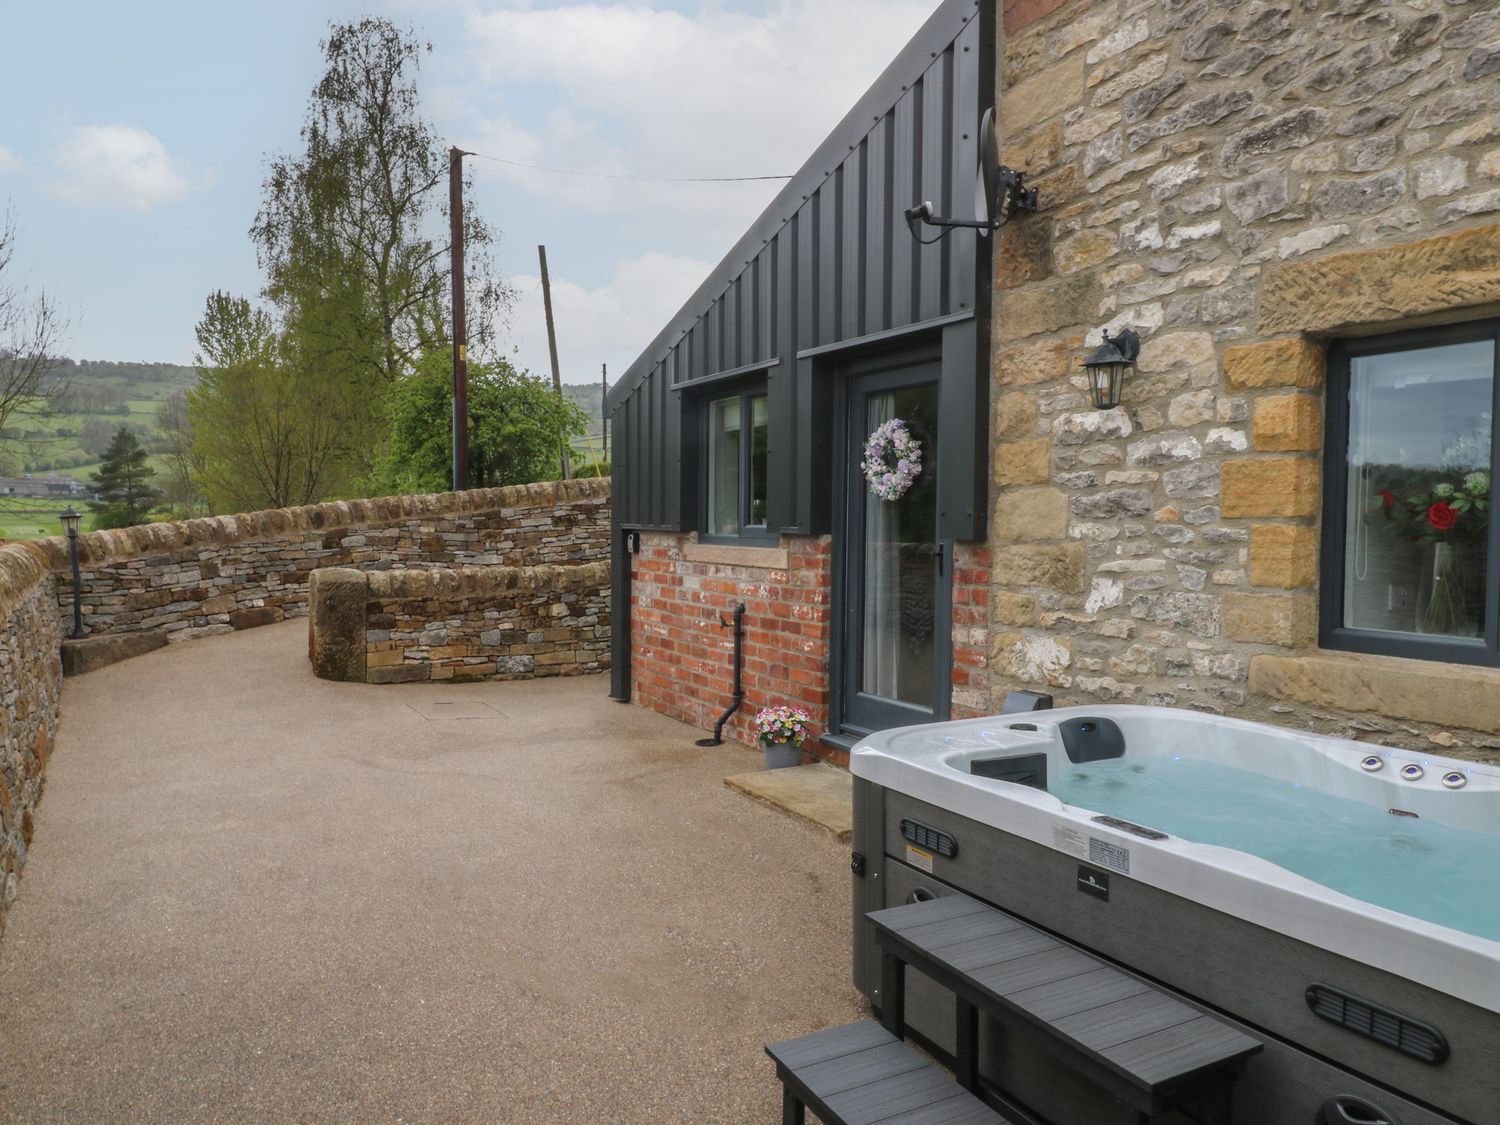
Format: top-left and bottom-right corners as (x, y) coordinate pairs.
(765, 1020), (1016, 1125)
(870, 896), (1263, 1121)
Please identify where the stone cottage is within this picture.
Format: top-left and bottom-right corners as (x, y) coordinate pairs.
(604, 0), (1500, 761)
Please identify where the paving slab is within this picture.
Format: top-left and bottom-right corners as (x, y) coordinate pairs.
(725, 762), (855, 843)
(0, 620), (864, 1123)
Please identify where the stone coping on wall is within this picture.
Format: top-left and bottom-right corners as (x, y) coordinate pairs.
(1250, 650), (1500, 737)
(14, 477), (610, 574)
(363, 560), (610, 599)
(0, 543), (49, 620)
(310, 561), (610, 684)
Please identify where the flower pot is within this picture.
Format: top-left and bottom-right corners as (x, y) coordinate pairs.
(761, 740), (805, 770)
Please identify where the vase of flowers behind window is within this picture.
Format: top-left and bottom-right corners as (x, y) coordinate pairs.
(755, 704), (810, 769)
(1372, 470), (1489, 637)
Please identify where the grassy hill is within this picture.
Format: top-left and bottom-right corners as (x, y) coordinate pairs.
(0, 359), (197, 540)
(1, 359), (198, 478)
(0, 361), (611, 540)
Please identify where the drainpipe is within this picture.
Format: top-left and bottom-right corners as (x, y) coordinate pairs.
(695, 603), (746, 747)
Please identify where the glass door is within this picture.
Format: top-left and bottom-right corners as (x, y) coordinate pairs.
(841, 366), (948, 733)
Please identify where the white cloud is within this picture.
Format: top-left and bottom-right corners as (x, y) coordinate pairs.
(461, 0), (933, 235)
(505, 251), (713, 388)
(456, 1), (934, 377)
(49, 125), (190, 211)
(0, 145), (21, 174)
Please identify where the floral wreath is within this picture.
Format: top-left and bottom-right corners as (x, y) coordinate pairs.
(862, 418), (923, 501)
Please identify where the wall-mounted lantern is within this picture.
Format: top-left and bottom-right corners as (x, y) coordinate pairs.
(59, 506), (86, 639)
(1083, 327), (1141, 411)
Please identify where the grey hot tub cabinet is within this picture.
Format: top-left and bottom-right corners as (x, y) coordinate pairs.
(851, 776), (1494, 1125)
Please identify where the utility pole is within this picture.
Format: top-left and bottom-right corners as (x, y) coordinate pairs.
(449, 146), (469, 492)
(538, 244), (571, 481)
(601, 362), (608, 463)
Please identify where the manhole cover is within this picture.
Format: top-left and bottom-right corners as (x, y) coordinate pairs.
(405, 699), (507, 721)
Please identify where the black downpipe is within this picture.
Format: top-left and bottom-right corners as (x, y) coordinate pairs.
(696, 603), (746, 747)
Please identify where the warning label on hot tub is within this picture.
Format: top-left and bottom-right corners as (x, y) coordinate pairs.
(1087, 837), (1131, 875)
(1052, 825), (1088, 859)
(904, 844), (934, 874)
(1053, 823), (1130, 874)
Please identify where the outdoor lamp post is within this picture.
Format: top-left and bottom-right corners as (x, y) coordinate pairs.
(1083, 327), (1142, 410)
(59, 506), (85, 640)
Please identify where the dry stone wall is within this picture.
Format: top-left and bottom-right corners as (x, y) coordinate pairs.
(0, 479), (608, 932)
(0, 545), (62, 936)
(310, 563), (610, 684)
(30, 478), (610, 644)
(993, 0), (1500, 759)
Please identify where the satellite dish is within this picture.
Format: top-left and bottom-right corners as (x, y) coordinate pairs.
(975, 107), (1000, 233)
(905, 105), (1036, 240)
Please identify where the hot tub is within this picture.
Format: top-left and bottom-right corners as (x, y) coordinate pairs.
(848, 705), (1500, 1125)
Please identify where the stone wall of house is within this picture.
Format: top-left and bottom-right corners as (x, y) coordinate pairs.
(629, 535), (991, 760)
(992, 0), (1500, 759)
(0, 545), (63, 936)
(308, 562), (609, 684)
(31, 478), (610, 644)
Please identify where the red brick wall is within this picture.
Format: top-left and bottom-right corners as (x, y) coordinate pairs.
(630, 533), (995, 756)
(631, 534), (834, 758)
(950, 542), (992, 719)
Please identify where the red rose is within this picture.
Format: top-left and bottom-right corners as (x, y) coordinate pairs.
(1377, 488), (1396, 511)
(1427, 501), (1459, 532)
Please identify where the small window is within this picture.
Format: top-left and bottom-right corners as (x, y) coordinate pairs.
(1324, 321), (1499, 665)
(704, 388), (770, 540)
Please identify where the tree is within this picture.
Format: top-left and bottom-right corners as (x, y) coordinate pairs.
(0, 210), (67, 484)
(374, 352), (589, 496)
(156, 390), (206, 517)
(80, 418), (121, 459)
(187, 291), (348, 513)
(250, 18), (511, 486)
(89, 426), (160, 529)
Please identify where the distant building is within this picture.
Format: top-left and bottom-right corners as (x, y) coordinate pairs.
(0, 474), (90, 500)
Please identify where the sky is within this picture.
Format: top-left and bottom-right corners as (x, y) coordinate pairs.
(0, 0), (935, 386)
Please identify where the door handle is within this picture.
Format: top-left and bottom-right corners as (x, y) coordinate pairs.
(934, 543), (945, 576)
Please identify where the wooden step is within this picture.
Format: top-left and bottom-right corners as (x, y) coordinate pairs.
(766, 1020), (1015, 1125)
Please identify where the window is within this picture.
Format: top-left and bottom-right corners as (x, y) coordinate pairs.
(1324, 320), (1499, 665)
(704, 388), (770, 540)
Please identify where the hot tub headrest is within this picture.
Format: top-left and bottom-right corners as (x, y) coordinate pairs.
(1059, 716), (1126, 763)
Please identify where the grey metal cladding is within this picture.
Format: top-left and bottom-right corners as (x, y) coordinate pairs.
(607, 0), (989, 532)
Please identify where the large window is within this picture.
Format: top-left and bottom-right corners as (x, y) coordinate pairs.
(704, 388), (770, 540)
(1324, 320), (1499, 665)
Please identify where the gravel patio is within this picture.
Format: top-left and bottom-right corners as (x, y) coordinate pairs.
(0, 620), (861, 1122)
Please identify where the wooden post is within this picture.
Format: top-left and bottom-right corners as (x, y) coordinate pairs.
(538, 245), (571, 480)
(449, 147), (469, 492)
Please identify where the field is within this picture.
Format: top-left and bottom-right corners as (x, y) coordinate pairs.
(0, 504), (68, 542)
(3, 361), (197, 479)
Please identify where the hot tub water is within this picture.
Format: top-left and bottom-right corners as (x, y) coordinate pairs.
(1048, 756), (1500, 943)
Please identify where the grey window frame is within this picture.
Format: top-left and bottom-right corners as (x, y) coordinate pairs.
(699, 383), (775, 545)
(1320, 317), (1500, 667)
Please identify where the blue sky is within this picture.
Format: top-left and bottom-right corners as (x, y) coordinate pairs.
(1, 0), (933, 385)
